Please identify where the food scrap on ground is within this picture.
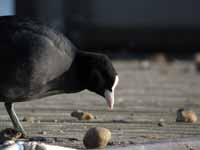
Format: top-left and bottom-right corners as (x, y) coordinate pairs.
(176, 108), (198, 123)
(71, 110), (94, 120)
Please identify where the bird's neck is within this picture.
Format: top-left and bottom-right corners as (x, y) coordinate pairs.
(48, 50), (98, 93)
(59, 50), (91, 93)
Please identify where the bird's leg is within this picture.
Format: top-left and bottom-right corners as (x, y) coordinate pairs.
(4, 102), (26, 136)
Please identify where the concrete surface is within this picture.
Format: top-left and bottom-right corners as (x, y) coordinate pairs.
(108, 138), (200, 150)
(0, 58), (200, 149)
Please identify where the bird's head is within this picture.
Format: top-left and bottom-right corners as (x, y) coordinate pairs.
(85, 54), (119, 110)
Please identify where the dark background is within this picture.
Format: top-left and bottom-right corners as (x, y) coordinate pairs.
(2, 0), (200, 52)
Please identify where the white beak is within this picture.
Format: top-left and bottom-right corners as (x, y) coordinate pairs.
(104, 75), (119, 110)
(104, 90), (114, 110)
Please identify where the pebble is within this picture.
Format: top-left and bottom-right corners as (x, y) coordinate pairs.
(83, 127), (111, 149)
(158, 118), (166, 127)
(22, 116), (35, 123)
(176, 108), (198, 123)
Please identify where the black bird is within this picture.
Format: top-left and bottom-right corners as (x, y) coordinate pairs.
(0, 16), (119, 135)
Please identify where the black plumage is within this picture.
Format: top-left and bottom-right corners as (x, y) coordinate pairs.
(0, 16), (118, 135)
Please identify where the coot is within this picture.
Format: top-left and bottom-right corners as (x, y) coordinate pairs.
(0, 16), (118, 135)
